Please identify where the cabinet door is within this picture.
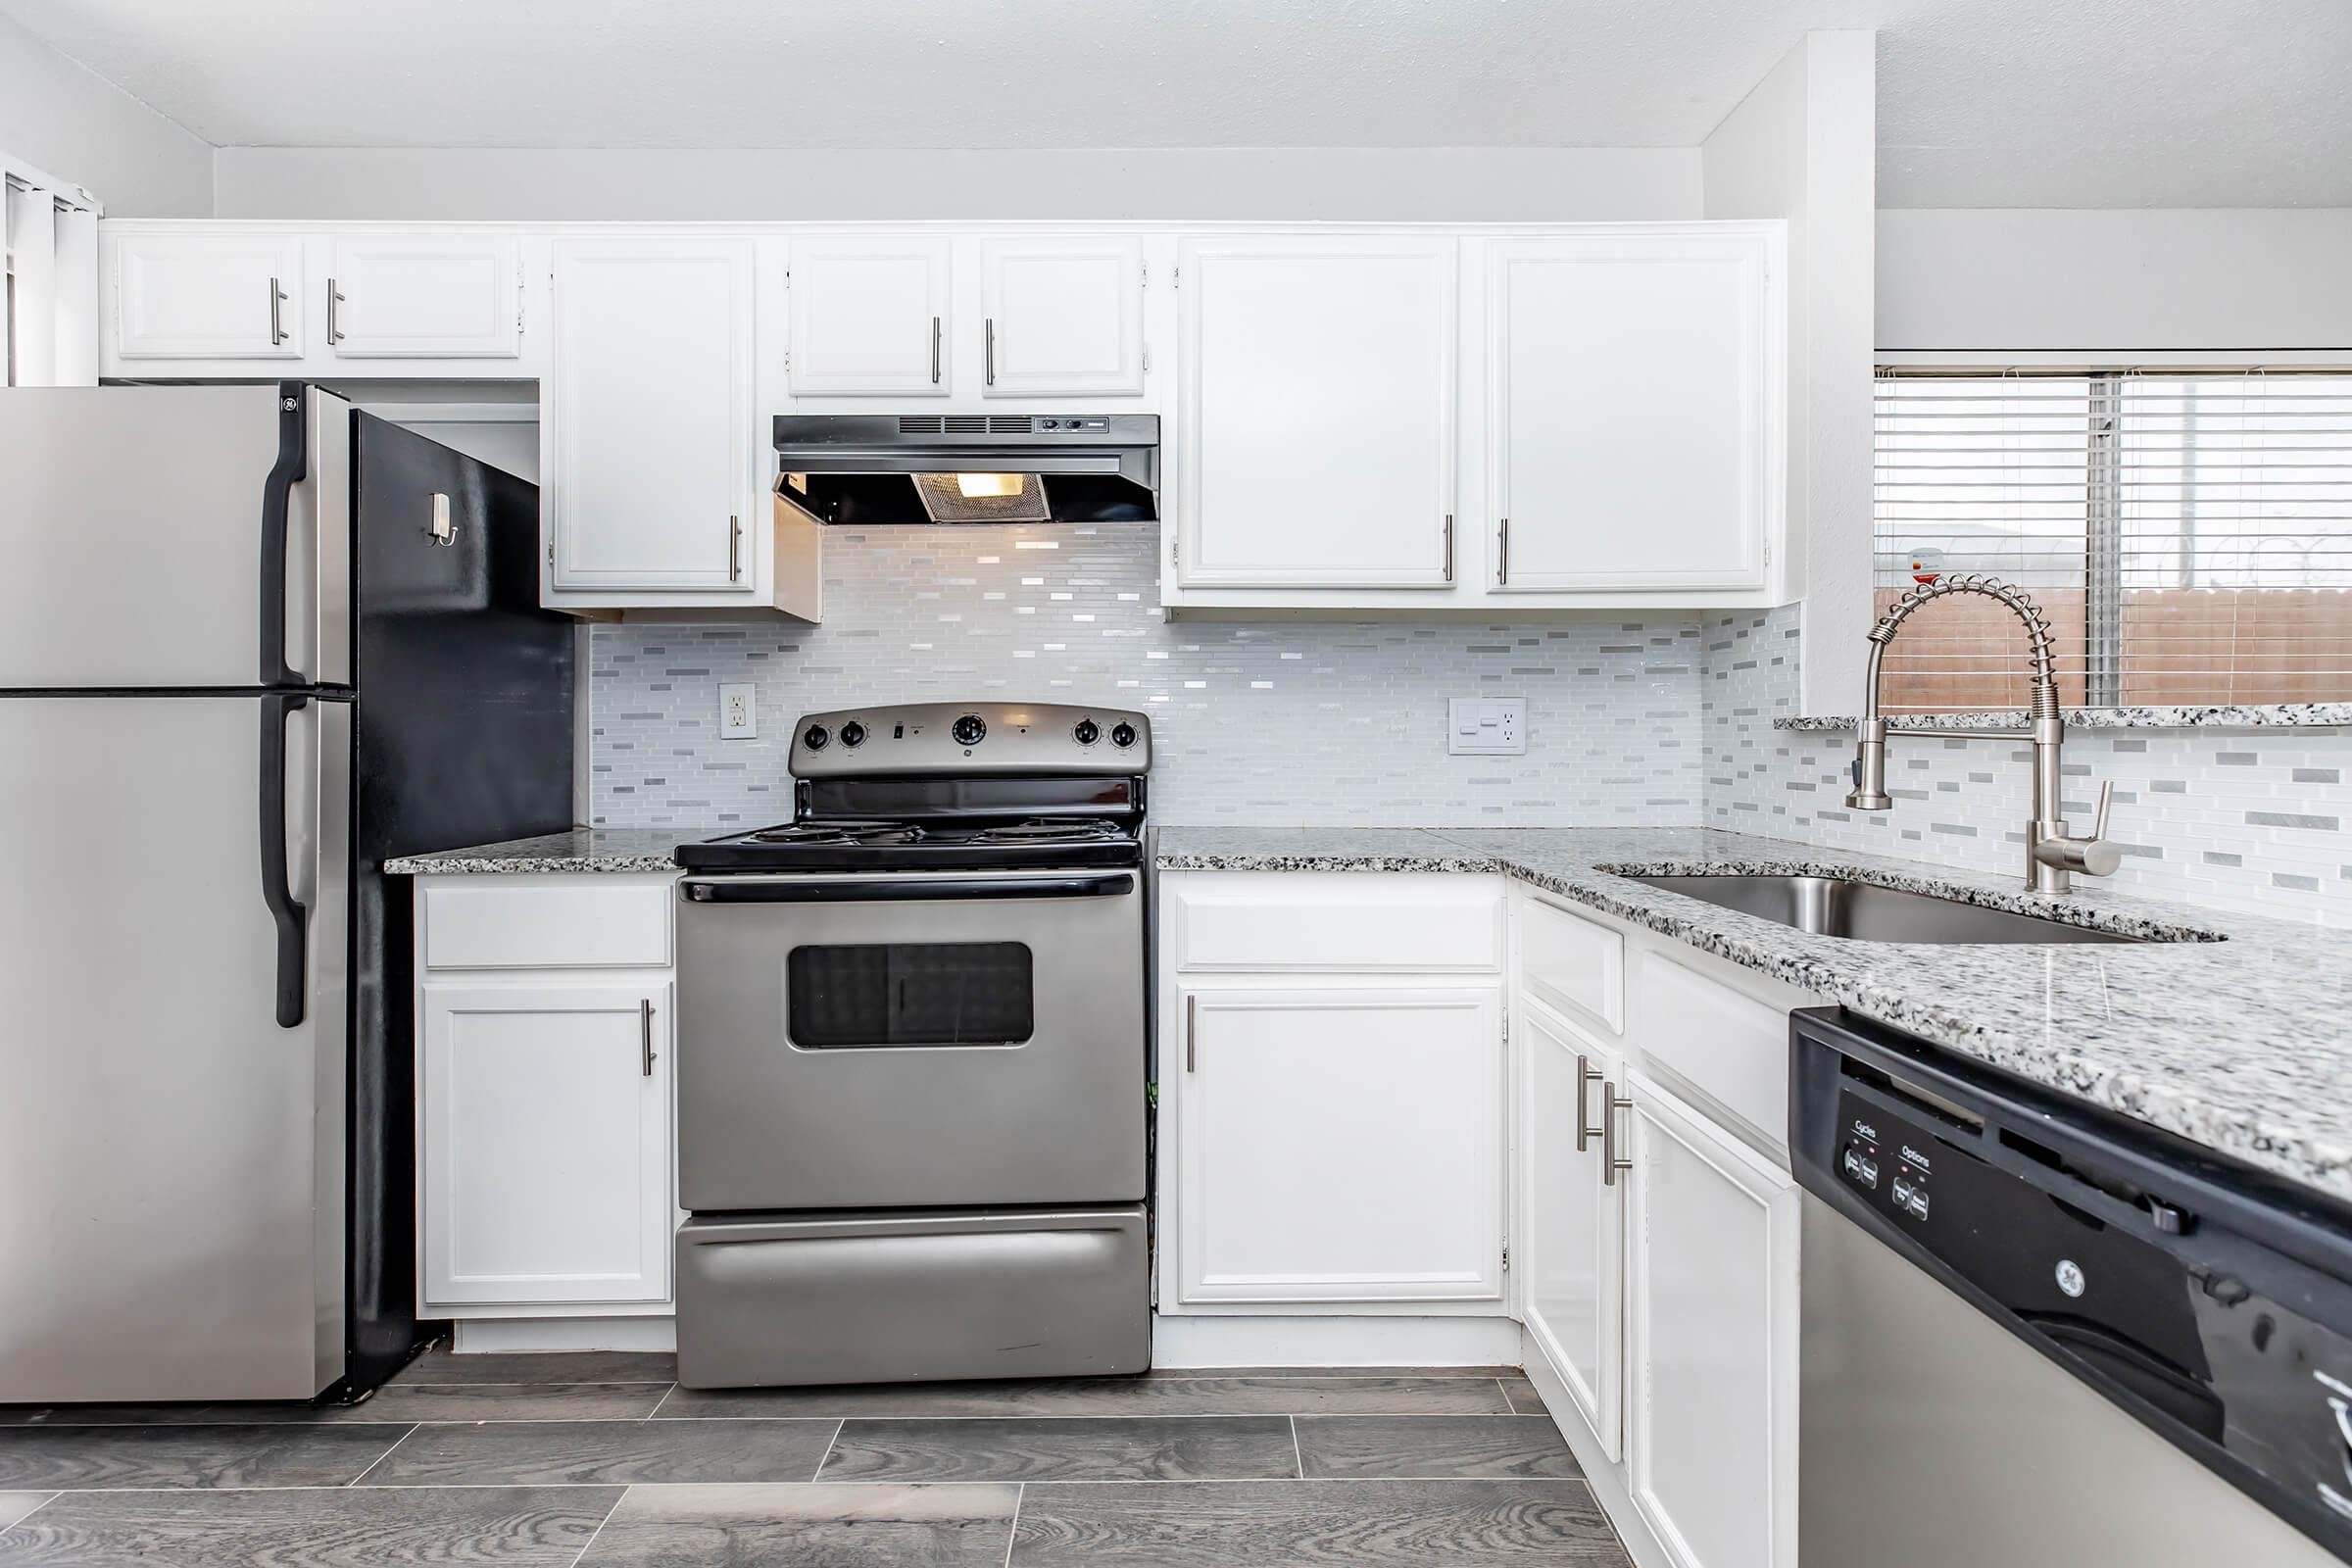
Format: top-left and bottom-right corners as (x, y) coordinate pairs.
(979, 234), (1146, 396)
(1174, 985), (1502, 1304)
(114, 230), (305, 359)
(786, 233), (953, 396)
(1519, 1004), (1625, 1460)
(549, 237), (755, 593)
(1623, 1067), (1799, 1568)
(1175, 235), (1457, 587)
(419, 983), (672, 1307)
(1487, 230), (1778, 592)
(326, 234), (519, 358)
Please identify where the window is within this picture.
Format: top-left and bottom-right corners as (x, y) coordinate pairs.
(1874, 370), (2352, 711)
(1, 152), (101, 387)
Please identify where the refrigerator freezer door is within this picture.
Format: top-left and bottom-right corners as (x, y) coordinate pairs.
(0, 384), (351, 690)
(0, 693), (349, 1401)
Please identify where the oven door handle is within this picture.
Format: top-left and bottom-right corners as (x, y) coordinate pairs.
(682, 873), (1136, 904)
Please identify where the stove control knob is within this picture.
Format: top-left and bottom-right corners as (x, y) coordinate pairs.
(952, 713), (987, 747)
(1110, 721), (1138, 749)
(839, 720), (867, 748)
(801, 722), (830, 751)
(1072, 718), (1102, 746)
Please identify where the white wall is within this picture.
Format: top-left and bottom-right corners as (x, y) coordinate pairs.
(211, 145), (1702, 222)
(1878, 208), (2352, 358)
(1701, 29), (1876, 717)
(0, 13), (210, 216)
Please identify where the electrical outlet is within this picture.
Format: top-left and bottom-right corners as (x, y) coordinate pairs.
(1446, 696), (1528, 756)
(718, 682), (758, 740)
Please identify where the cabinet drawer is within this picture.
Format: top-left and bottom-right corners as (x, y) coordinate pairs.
(1169, 875), (1502, 973)
(422, 880), (672, 970)
(1519, 895), (1625, 1032)
(1636, 949), (1787, 1144)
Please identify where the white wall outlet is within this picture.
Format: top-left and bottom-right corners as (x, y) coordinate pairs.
(718, 682), (758, 740)
(1446, 696), (1528, 756)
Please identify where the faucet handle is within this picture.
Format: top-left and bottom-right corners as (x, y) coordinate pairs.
(2090, 779), (2113, 840)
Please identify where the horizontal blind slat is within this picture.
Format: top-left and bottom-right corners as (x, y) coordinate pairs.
(1873, 369), (2352, 707)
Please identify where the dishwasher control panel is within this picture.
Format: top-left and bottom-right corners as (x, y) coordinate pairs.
(1794, 1006), (2352, 1563)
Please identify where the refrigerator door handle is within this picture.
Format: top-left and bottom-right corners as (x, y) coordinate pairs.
(260, 693), (310, 1029)
(260, 382), (309, 688)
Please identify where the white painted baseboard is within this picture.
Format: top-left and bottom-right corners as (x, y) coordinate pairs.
(1520, 1325), (1670, 1568)
(1151, 1314), (1522, 1368)
(452, 1316), (678, 1353)
(445, 1311), (1513, 1368)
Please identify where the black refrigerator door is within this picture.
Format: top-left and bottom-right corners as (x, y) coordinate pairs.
(344, 414), (576, 1394)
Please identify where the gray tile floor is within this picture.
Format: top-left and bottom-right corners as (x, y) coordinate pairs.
(0, 1351), (1630, 1566)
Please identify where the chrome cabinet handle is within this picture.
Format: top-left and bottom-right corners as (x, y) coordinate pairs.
(1185, 994), (1197, 1073)
(1573, 1054), (1604, 1152)
(1601, 1080), (1634, 1187)
(729, 514), (743, 581)
(326, 277), (345, 344)
(985, 317), (997, 386)
(931, 316), (943, 384)
(1497, 516), (1511, 586)
(641, 999), (656, 1076)
(268, 276), (289, 346)
(1443, 514), (1454, 583)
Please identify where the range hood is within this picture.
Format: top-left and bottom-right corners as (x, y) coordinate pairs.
(773, 414), (1158, 525)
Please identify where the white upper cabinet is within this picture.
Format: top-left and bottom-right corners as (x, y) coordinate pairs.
(325, 233), (520, 358)
(113, 230), (306, 359)
(1174, 233), (1458, 588)
(1485, 227), (1782, 594)
(548, 236), (757, 594)
(978, 234), (1147, 397)
(786, 233), (954, 396)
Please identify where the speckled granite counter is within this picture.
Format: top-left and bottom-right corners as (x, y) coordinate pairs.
(1155, 824), (2352, 1204)
(384, 828), (693, 875)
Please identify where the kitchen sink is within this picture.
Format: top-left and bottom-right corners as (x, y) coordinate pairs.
(1617, 873), (2148, 946)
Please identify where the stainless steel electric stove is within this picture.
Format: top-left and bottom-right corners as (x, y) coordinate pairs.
(671, 702), (1152, 1389)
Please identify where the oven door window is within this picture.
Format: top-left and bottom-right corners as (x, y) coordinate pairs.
(786, 942), (1036, 1049)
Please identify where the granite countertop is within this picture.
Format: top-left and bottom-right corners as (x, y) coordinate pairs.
(384, 828), (694, 875)
(1780, 703), (2352, 731)
(1155, 823), (2352, 1205)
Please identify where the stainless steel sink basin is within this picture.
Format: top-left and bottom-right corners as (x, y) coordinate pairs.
(1619, 873), (2145, 945)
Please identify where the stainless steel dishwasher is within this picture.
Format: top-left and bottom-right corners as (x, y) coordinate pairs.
(1791, 1008), (2352, 1567)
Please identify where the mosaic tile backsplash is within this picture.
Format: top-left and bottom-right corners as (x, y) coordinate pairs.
(1701, 605), (2352, 925)
(587, 523), (2350, 922)
(589, 523), (1702, 830)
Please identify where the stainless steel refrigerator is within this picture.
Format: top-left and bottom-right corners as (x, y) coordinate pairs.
(0, 383), (575, 1403)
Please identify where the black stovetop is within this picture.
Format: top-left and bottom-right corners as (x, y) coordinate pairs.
(676, 815), (1143, 873)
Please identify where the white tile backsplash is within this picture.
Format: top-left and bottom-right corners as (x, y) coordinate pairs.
(1700, 605), (2352, 925)
(584, 526), (2349, 922)
(589, 523), (1702, 829)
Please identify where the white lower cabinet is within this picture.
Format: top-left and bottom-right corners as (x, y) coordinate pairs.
(1623, 1065), (1801, 1568)
(1172, 985), (1505, 1306)
(1518, 1002), (1625, 1461)
(419, 981), (674, 1310)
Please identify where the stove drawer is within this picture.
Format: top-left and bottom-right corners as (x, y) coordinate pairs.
(676, 1205), (1150, 1388)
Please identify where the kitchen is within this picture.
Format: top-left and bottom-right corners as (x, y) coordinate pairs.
(2, 4), (2350, 1566)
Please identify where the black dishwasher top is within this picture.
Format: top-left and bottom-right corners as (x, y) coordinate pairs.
(1790, 1006), (2352, 1563)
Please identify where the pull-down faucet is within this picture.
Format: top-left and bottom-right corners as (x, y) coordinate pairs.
(1847, 573), (2122, 894)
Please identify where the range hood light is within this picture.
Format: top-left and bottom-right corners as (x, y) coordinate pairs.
(955, 472), (1025, 499)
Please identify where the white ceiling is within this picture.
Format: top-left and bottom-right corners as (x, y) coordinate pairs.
(6, 0), (2348, 206)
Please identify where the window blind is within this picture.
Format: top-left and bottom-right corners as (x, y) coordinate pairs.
(2, 153), (101, 388)
(1873, 369), (2352, 711)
